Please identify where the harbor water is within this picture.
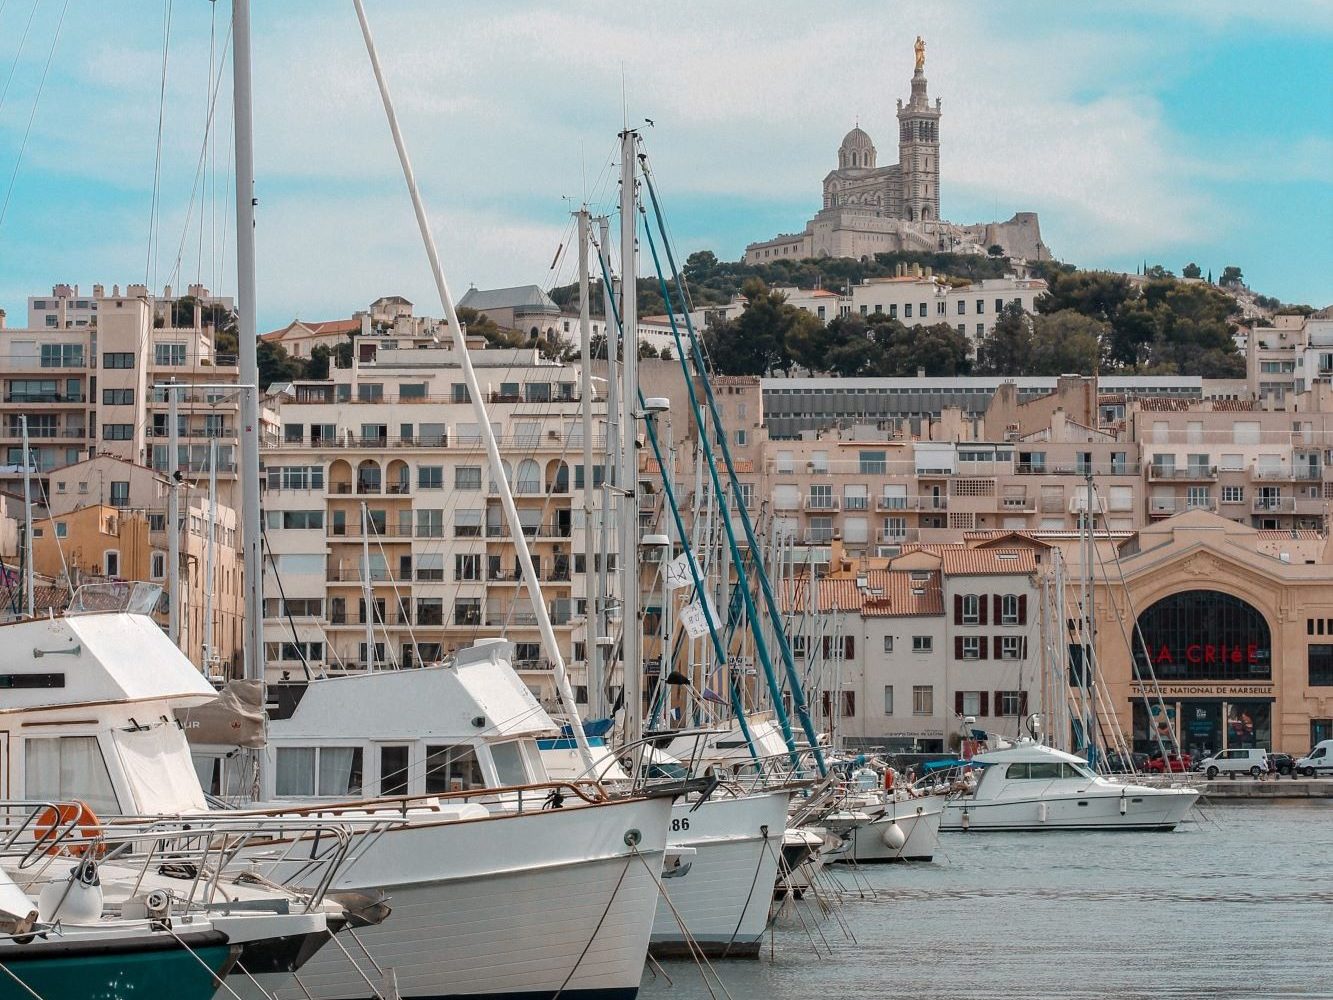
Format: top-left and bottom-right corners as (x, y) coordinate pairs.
(642, 800), (1333, 999)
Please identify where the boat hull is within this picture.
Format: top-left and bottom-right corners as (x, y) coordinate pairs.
(236, 796), (672, 1000)
(649, 791), (789, 958)
(828, 799), (943, 863)
(939, 788), (1198, 832)
(1, 933), (235, 1000)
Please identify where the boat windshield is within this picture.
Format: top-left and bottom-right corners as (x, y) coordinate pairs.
(67, 582), (164, 616)
(1006, 761), (1094, 780)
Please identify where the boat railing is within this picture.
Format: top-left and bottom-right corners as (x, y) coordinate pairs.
(0, 800), (356, 916)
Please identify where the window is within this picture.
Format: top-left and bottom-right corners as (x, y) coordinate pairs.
(1310, 645), (1333, 686)
(912, 685), (933, 716)
(266, 466), (324, 490)
(283, 423), (305, 444)
(491, 741), (531, 786)
(904, 303), (913, 318)
(976, 299), (985, 314)
(996, 298), (1004, 313)
(25, 736), (120, 815)
(1001, 594), (1019, 626)
(961, 691), (981, 716)
(102, 388), (133, 405)
(154, 343), (187, 366)
(416, 598), (444, 626)
(451, 383), (470, 403)
(956, 299), (966, 315)
(977, 323), (985, 337)
(736, 429), (748, 446)
(883, 635), (894, 653)
(883, 685), (894, 715)
(425, 745), (483, 792)
(417, 465), (444, 489)
(859, 450), (887, 474)
(149, 550), (165, 579)
(1222, 486), (1244, 504)
(451, 509), (479, 538)
(888, 304), (898, 319)
(416, 553), (444, 581)
(454, 598), (481, 626)
(102, 423), (133, 440)
(913, 635), (932, 653)
(455, 553), (481, 581)
(54, 522), (68, 539)
(109, 481), (130, 507)
(962, 636), (980, 659)
(41, 344), (84, 367)
(103, 352), (134, 369)
(357, 383), (384, 402)
(275, 746), (364, 797)
(997, 691), (1027, 717)
(454, 466), (482, 490)
(1000, 636), (1023, 660)
(961, 594), (980, 625)
(379, 745), (410, 797)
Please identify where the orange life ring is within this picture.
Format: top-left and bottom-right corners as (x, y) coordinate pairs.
(33, 801), (103, 857)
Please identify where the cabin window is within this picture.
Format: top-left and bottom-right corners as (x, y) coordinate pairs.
(1005, 762), (1087, 780)
(379, 745), (410, 797)
(25, 736), (120, 815)
(490, 741), (530, 788)
(275, 746), (363, 797)
(425, 744), (484, 792)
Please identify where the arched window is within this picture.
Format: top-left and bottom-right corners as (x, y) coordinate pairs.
(1135, 590), (1271, 682)
(515, 459), (540, 495)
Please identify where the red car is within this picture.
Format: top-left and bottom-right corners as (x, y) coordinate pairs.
(1144, 752), (1193, 773)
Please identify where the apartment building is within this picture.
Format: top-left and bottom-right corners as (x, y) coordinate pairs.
(259, 339), (620, 704)
(25, 282), (234, 331)
(780, 540), (1040, 751)
(39, 454), (245, 675)
(0, 286), (244, 508)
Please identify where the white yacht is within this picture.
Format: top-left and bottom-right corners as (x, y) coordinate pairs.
(938, 740), (1198, 832)
(823, 768), (943, 862)
(0, 600), (677, 1000)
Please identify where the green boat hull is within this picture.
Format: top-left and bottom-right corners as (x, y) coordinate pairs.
(1, 939), (236, 1000)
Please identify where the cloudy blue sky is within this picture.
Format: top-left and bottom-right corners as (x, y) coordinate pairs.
(0, 1), (1328, 330)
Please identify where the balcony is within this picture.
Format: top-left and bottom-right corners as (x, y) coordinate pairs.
(1253, 496), (1294, 514)
(328, 522), (413, 540)
(1251, 464), (1324, 482)
(1148, 498), (1177, 518)
(1148, 465), (1218, 482)
(3, 391), (85, 404)
(804, 495), (840, 512)
(326, 566), (395, 583)
(803, 529), (837, 544)
(1001, 495), (1036, 512)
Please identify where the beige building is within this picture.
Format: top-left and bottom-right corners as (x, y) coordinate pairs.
(1088, 511), (1333, 756)
(0, 285), (244, 510)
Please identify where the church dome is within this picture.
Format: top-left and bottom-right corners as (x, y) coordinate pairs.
(838, 126), (876, 169)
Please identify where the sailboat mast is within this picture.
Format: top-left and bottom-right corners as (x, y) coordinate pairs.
(361, 501), (375, 670)
(232, 0), (263, 684)
(167, 384), (181, 644)
(351, 0), (593, 767)
(1084, 471), (1097, 768)
(204, 437), (217, 671)
(618, 130), (642, 747)
(576, 208), (602, 718)
(21, 416), (33, 619)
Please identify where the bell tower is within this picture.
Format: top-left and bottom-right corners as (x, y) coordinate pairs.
(897, 36), (941, 222)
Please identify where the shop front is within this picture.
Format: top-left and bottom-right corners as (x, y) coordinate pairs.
(1129, 589), (1274, 756)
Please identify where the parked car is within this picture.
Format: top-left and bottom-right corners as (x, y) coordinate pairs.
(1195, 747), (1269, 779)
(1104, 751), (1150, 774)
(1144, 751), (1192, 773)
(1295, 740), (1333, 777)
(1267, 752), (1296, 777)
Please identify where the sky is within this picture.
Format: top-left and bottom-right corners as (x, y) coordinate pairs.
(0, 1), (1328, 332)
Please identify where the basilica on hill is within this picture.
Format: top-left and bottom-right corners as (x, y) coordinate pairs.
(744, 39), (1049, 264)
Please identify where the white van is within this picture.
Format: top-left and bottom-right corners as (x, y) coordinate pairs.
(1195, 747), (1269, 779)
(1295, 740), (1333, 777)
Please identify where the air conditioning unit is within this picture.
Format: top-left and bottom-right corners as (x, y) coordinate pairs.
(548, 430), (560, 440)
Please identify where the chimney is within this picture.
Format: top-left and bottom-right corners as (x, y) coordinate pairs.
(193, 301), (203, 330)
(93, 284), (104, 298)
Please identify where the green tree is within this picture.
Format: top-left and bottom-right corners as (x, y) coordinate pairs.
(1028, 311), (1106, 375)
(703, 280), (801, 375)
(306, 344), (332, 380)
(1219, 265), (1244, 288)
(333, 339), (354, 369)
(257, 340), (305, 389)
(873, 319), (972, 376)
(987, 244), (1005, 257)
(1182, 262), (1202, 279)
(974, 302), (1033, 375)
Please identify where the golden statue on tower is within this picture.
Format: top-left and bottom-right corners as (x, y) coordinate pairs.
(914, 35), (926, 72)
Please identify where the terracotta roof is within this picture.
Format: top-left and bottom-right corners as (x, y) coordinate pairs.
(710, 375), (760, 387)
(1210, 399), (1258, 411)
(1256, 529), (1324, 540)
(1137, 398), (1195, 412)
(780, 570), (943, 616)
(962, 530), (1056, 548)
(939, 548), (1038, 576)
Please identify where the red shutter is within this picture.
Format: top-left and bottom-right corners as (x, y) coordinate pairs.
(822, 636), (831, 658)
(979, 691), (989, 717)
(845, 636), (855, 659)
(979, 596), (988, 625)
(994, 690), (1005, 715)
(954, 691), (965, 716)
(1018, 594), (1028, 625)
(1019, 691), (1029, 716)
(993, 636), (1002, 659)
(954, 636), (964, 659)
(954, 594), (963, 624)
(992, 594), (1002, 622)
(1022, 637), (1029, 658)
(979, 639), (989, 660)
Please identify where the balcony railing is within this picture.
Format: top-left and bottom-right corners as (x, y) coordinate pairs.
(1253, 497), (1294, 513)
(3, 392), (85, 404)
(1147, 465), (1218, 482)
(804, 495), (840, 511)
